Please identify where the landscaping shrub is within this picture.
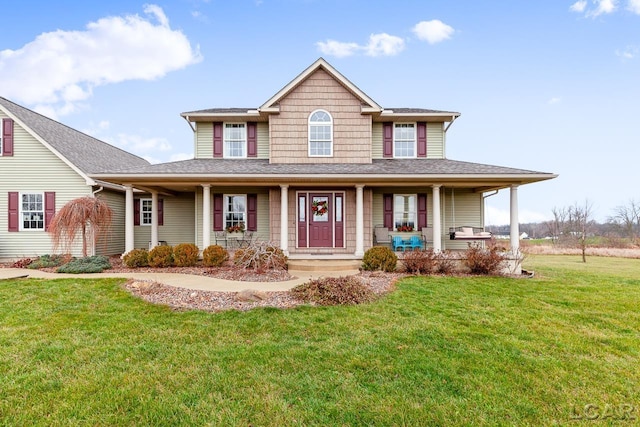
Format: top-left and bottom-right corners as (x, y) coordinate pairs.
(173, 243), (200, 267)
(202, 245), (228, 267)
(435, 250), (457, 274)
(362, 246), (397, 272)
(291, 276), (376, 306)
(27, 254), (69, 269)
(11, 258), (33, 268)
(122, 249), (149, 268)
(463, 242), (506, 275)
(233, 241), (287, 271)
(402, 249), (438, 274)
(148, 245), (174, 268)
(57, 256), (112, 273)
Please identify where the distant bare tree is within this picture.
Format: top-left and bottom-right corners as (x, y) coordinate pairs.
(48, 196), (113, 257)
(566, 200), (594, 263)
(608, 199), (640, 243)
(545, 207), (568, 244)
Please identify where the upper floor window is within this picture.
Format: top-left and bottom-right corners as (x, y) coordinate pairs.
(21, 193), (44, 230)
(394, 123), (416, 158)
(308, 110), (333, 157)
(0, 119), (4, 156)
(224, 123), (246, 158)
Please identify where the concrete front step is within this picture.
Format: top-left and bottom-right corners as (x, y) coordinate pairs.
(287, 259), (361, 273)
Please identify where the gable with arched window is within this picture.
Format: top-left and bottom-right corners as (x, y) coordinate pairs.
(308, 109), (333, 157)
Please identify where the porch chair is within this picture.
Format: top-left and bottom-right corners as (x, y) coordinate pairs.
(392, 236), (408, 252)
(239, 231), (254, 248)
(214, 231), (227, 248)
(373, 225), (392, 247)
(408, 235), (423, 251)
(421, 226), (433, 249)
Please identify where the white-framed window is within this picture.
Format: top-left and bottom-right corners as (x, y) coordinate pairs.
(224, 123), (247, 158)
(394, 123), (416, 158)
(0, 120), (3, 156)
(20, 192), (44, 230)
(308, 110), (333, 157)
(140, 198), (153, 225)
(225, 194), (246, 231)
(394, 194), (417, 231)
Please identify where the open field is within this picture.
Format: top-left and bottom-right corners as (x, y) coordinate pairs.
(1, 255), (638, 425)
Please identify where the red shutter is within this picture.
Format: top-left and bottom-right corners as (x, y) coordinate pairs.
(134, 199), (140, 226)
(2, 118), (14, 156)
(383, 194), (393, 230)
(44, 192), (55, 231)
(8, 192), (18, 232)
(417, 122), (427, 157)
(383, 122), (393, 158)
(247, 122), (257, 157)
(247, 194), (257, 231)
(213, 194), (223, 231)
(158, 199), (164, 226)
(417, 193), (427, 229)
(213, 122), (223, 158)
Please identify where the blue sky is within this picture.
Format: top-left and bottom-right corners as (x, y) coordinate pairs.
(1, 0), (638, 225)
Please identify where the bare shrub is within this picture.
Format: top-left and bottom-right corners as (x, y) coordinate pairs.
(122, 249), (149, 268)
(11, 258), (34, 268)
(291, 276), (376, 306)
(362, 246), (397, 272)
(463, 242), (507, 275)
(233, 241), (287, 271)
(148, 245), (173, 268)
(202, 245), (229, 267)
(402, 249), (438, 274)
(173, 243), (200, 267)
(435, 250), (457, 274)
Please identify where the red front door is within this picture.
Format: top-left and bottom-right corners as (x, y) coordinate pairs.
(308, 194), (333, 247)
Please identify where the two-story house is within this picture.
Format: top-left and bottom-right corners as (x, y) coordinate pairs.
(92, 58), (556, 260)
(2, 58), (556, 263)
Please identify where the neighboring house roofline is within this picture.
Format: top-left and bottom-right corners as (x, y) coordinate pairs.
(259, 57), (382, 113)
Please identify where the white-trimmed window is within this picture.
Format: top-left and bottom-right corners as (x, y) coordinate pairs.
(0, 119), (3, 155)
(20, 193), (44, 230)
(394, 123), (416, 158)
(224, 123), (247, 158)
(308, 110), (333, 157)
(394, 194), (417, 231)
(140, 199), (153, 225)
(225, 194), (246, 231)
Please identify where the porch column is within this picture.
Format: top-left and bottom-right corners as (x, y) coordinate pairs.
(510, 185), (520, 255)
(150, 191), (159, 249)
(432, 185), (442, 252)
(280, 185), (289, 255)
(124, 185), (134, 254)
(355, 185), (364, 257)
(202, 184), (211, 249)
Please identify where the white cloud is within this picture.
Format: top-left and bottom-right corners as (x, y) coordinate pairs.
(412, 20), (455, 44)
(616, 45), (638, 58)
(628, 0), (640, 13)
(547, 96), (562, 105)
(316, 40), (361, 58)
(316, 33), (404, 58)
(570, 0), (588, 12)
(572, 0), (619, 16)
(365, 33), (405, 57)
(0, 4), (202, 118)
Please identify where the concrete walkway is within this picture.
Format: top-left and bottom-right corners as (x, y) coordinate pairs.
(0, 268), (360, 292)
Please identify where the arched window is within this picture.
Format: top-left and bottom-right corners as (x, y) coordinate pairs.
(308, 110), (333, 157)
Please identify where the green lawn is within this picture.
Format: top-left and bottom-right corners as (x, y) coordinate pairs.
(1, 255), (638, 426)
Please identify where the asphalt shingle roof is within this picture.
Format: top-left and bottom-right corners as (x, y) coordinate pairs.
(0, 97), (149, 174)
(110, 158), (551, 176)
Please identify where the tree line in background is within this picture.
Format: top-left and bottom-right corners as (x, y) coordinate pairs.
(486, 199), (640, 262)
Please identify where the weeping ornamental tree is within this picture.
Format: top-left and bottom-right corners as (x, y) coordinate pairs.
(48, 196), (113, 257)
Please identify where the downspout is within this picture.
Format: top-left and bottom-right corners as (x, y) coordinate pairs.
(90, 186), (104, 256)
(482, 190), (500, 231)
(183, 115), (197, 158)
(443, 115), (458, 159)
